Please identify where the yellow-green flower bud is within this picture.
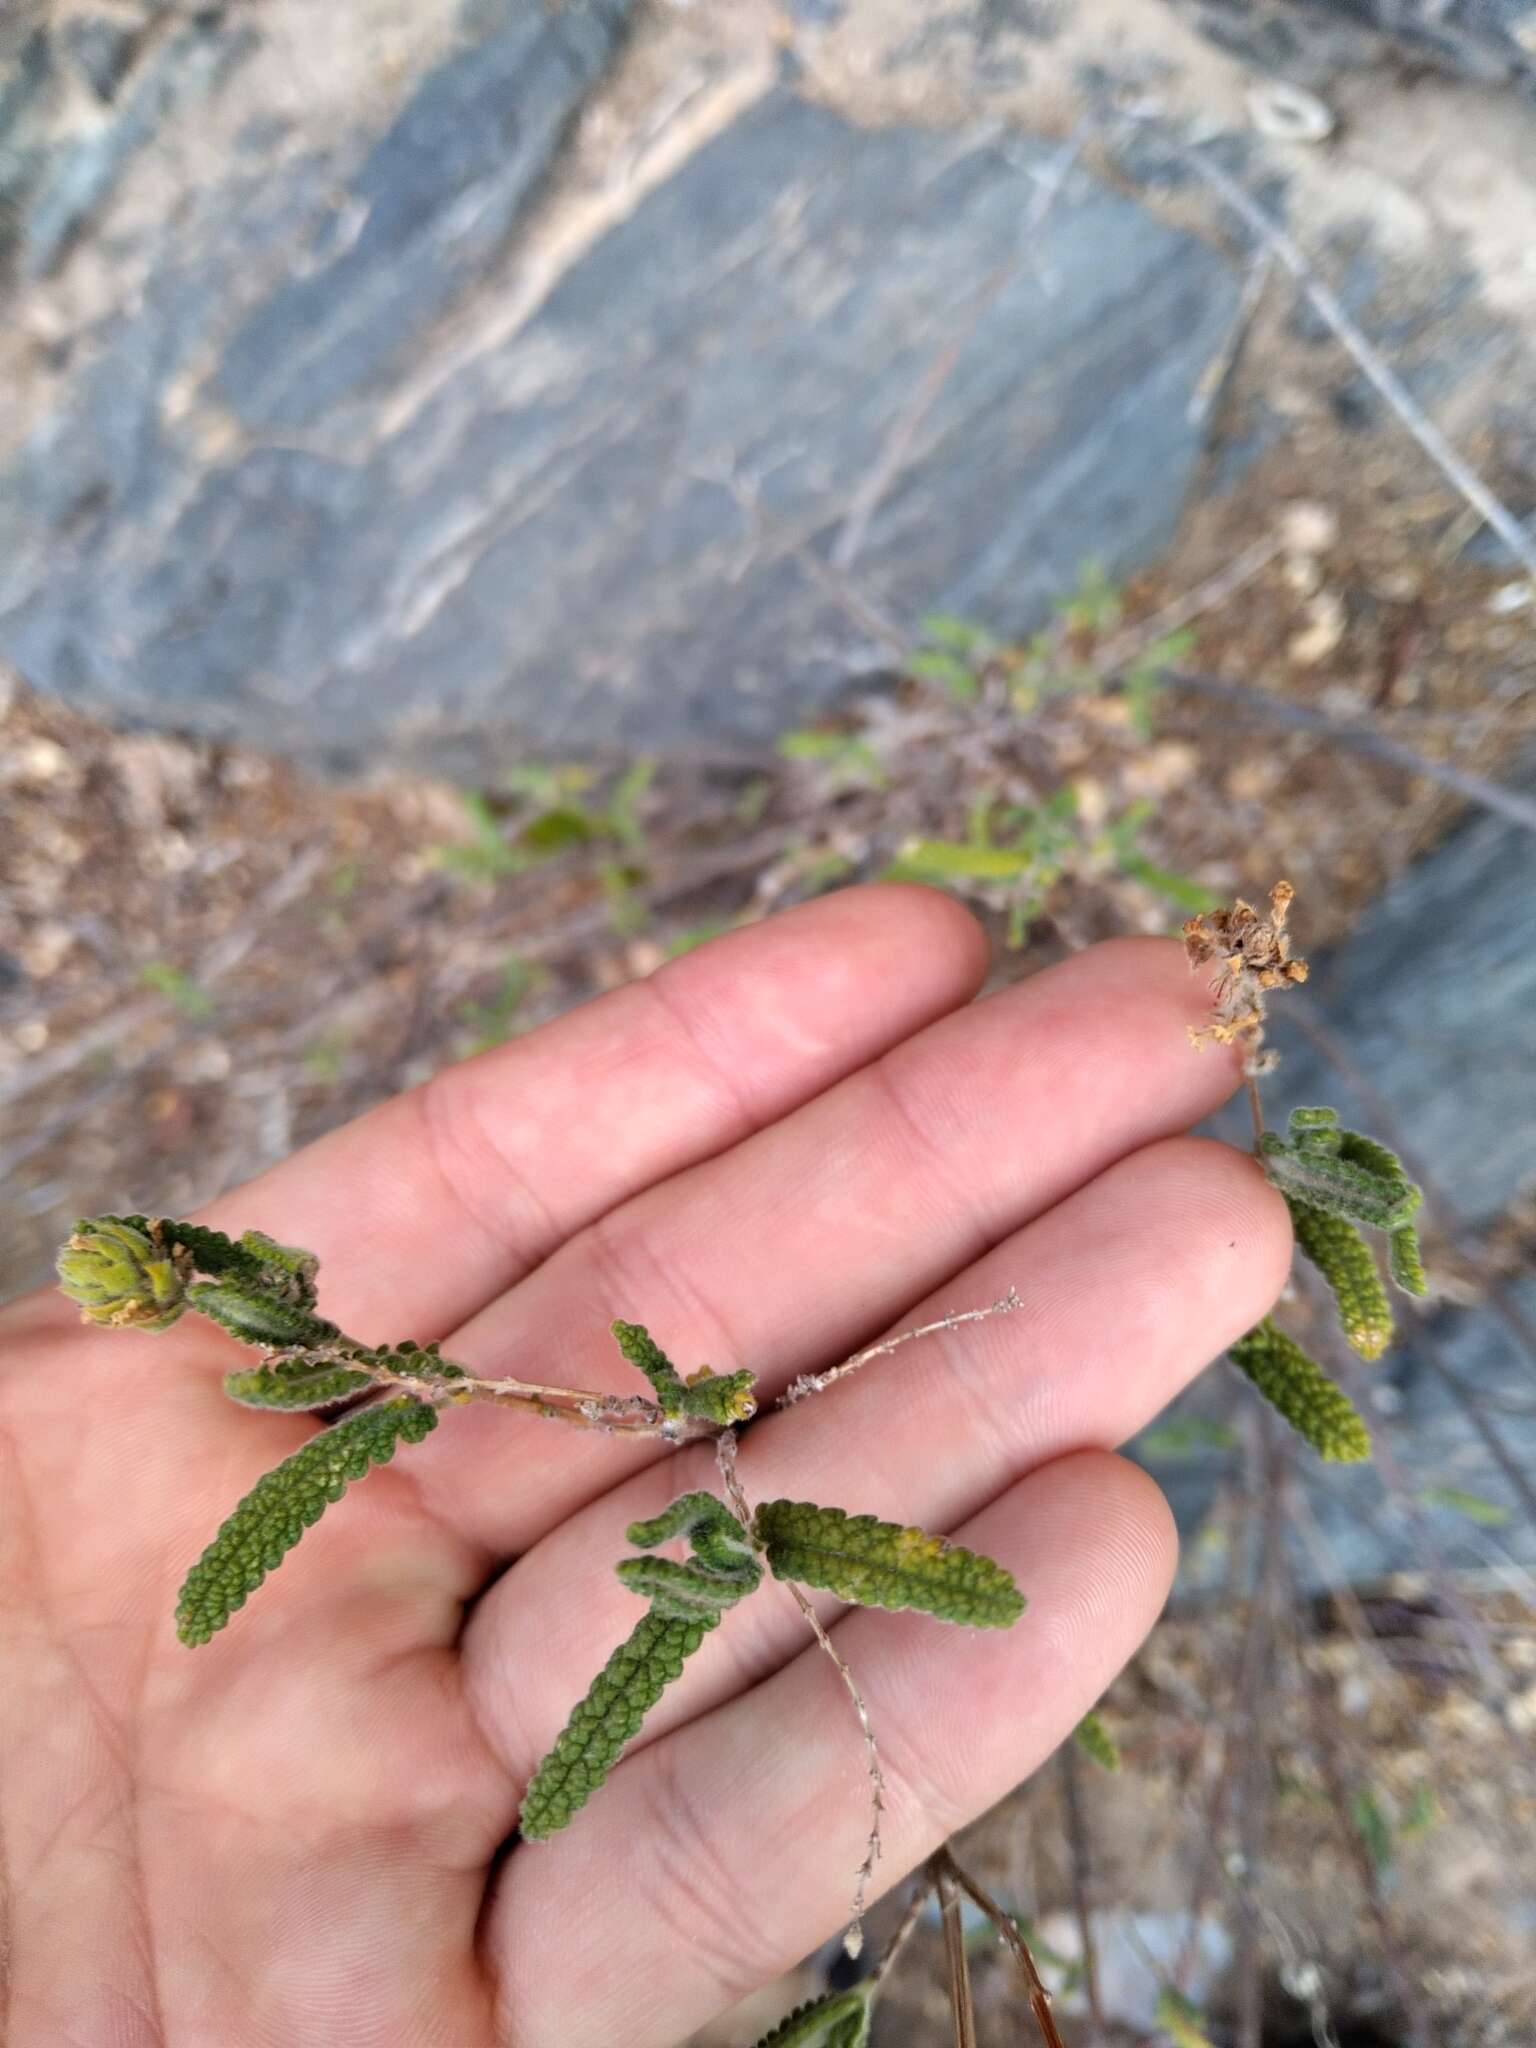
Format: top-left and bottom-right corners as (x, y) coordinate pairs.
(56, 1216), (190, 1331)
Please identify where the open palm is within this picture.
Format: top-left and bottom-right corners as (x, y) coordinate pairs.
(1, 887), (1289, 2048)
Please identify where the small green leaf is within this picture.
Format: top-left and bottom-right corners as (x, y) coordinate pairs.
(520, 1609), (713, 1839)
(1351, 1787), (1394, 1874)
(1136, 1416), (1239, 1459)
(755, 1500), (1025, 1627)
(1421, 1485), (1511, 1528)
(606, 757), (655, 852)
(1287, 1200), (1393, 1360)
(432, 791), (526, 879)
(1259, 1133), (1421, 1231)
(175, 1397), (438, 1645)
(918, 611), (988, 652)
(1156, 1987), (1217, 2048)
(1074, 1709), (1121, 1770)
(1227, 1318), (1371, 1463)
(908, 648), (979, 698)
(519, 804), (596, 855)
(521, 1491), (762, 1839)
(751, 1988), (873, 2048)
(1116, 854), (1219, 915)
(610, 1320), (688, 1415)
(1388, 1221), (1429, 1297)
(777, 730), (887, 788)
(223, 1360), (375, 1410)
(188, 1282), (340, 1351)
(139, 961), (215, 1021)
(884, 838), (1036, 884)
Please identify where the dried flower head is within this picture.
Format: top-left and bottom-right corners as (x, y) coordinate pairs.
(1183, 879), (1308, 1068)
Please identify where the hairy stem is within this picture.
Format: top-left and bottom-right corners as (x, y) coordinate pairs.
(778, 1292), (1021, 1406)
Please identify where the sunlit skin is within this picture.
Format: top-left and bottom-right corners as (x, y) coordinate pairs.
(0, 886), (1291, 2048)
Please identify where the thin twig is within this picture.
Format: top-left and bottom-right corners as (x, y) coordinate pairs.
(1165, 670), (1536, 835)
(779, 1290), (1022, 1406)
(1188, 248), (1274, 426)
(714, 1429), (886, 1954)
(936, 1848), (1069, 2048)
(934, 1852), (980, 2048)
(1166, 136), (1536, 583)
(1057, 1742), (1106, 2046)
(868, 1869), (935, 1992)
(1093, 533), (1282, 677)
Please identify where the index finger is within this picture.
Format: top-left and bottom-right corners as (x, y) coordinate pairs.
(186, 886), (989, 1342)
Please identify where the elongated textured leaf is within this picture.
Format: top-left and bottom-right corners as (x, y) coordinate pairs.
(610, 1319), (688, 1414)
(752, 1988), (873, 2048)
(755, 1500), (1024, 1628)
(188, 1281), (341, 1350)
(1287, 1200), (1393, 1360)
(175, 1396), (437, 1644)
(222, 1360), (375, 1410)
(135, 1217), (271, 1290)
(1227, 1319), (1370, 1463)
(1388, 1222), (1429, 1297)
(519, 1608), (716, 1840)
(1258, 1135), (1419, 1231)
(1336, 1127), (1414, 1186)
(1074, 1709), (1121, 1770)
(521, 1492), (762, 1840)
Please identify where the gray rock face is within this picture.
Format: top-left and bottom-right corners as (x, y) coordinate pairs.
(1181, 0), (1536, 97)
(0, 43), (1238, 765)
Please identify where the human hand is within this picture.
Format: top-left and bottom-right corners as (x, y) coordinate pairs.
(0, 886), (1290, 2047)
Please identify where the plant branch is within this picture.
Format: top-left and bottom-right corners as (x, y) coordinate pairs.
(933, 1851), (980, 2048)
(935, 1847), (1069, 2048)
(779, 1291), (1022, 1406)
(715, 1428), (887, 1955)
(1163, 136), (1536, 583)
(1164, 671), (1536, 836)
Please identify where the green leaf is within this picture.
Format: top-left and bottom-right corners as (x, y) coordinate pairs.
(1421, 1485), (1511, 1528)
(188, 1282), (340, 1351)
(777, 730), (887, 788)
(520, 1608), (713, 1840)
(918, 611), (988, 653)
(175, 1397), (438, 1645)
(1136, 1416), (1239, 1459)
(1227, 1318), (1371, 1463)
(1388, 1221), (1429, 1297)
(606, 756), (655, 852)
(1074, 1709), (1121, 1770)
(1116, 854), (1219, 915)
(755, 1499), (1025, 1628)
(518, 804), (597, 855)
(431, 791), (526, 879)
(1156, 1987), (1217, 2048)
(751, 1988), (873, 2048)
(610, 1319), (688, 1415)
(623, 1491), (761, 1594)
(222, 1360), (375, 1410)
(1287, 1200), (1393, 1360)
(1351, 1787), (1394, 1874)
(1259, 1133), (1421, 1231)
(884, 838), (1037, 884)
(139, 961), (215, 1021)
(521, 1492), (762, 1839)
(908, 648), (979, 698)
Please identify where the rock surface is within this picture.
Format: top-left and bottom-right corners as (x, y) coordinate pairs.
(1180, 0), (1536, 98)
(0, 21), (1239, 765)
